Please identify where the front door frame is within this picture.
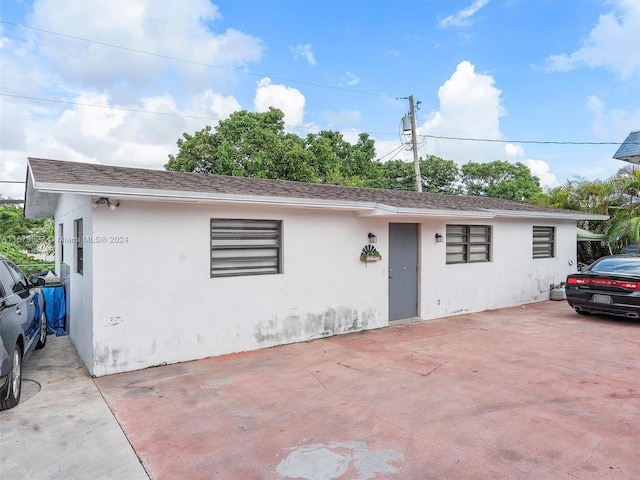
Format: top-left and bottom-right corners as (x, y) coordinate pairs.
(388, 222), (420, 323)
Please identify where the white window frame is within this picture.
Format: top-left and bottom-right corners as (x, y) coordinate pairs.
(446, 225), (492, 264)
(533, 226), (555, 259)
(210, 219), (282, 277)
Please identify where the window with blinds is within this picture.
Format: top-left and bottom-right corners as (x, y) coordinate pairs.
(446, 225), (491, 264)
(210, 219), (282, 277)
(533, 226), (555, 258)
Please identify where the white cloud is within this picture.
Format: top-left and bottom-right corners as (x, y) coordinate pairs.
(525, 159), (558, 188)
(374, 139), (411, 163)
(0, 88), (242, 175)
(0, 0), (265, 178)
(290, 43), (317, 66)
(0, 156), (28, 199)
(254, 78), (306, 128)
(340, 129), (365, 145)
(340, 72), (360, 87)
(321, 109), (361, 127)
(419, 61), (508, 163)
(26, 0), (265, 92)
(587, 95), (640, 141)
(505, 143), (524, 158)
(411, 60), (561, 187)
(187, 90), (242, 121)
(440, 0), (490, 28)
(546, 0), (640, 79)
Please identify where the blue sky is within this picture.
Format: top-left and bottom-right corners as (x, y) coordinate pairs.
(1, 0), (639, 199)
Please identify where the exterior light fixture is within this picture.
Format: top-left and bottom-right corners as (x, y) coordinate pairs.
(435, 233), (443, 243)
(93, 197), (120, 210)
(368, 232), (377, 244)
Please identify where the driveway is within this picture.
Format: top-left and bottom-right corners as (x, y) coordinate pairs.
(95, 301), (640, 480)
(0, 334), (147, 480)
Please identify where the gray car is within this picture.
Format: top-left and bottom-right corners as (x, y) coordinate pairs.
(0, 254), (47, 410)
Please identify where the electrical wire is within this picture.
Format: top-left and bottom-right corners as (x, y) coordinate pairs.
(1, 22), (636, 147)
(0, 92), (327, 136)
(2, 93), (634, 147)
(419, 134), (631, 146)
(376, 143), (408, 163)
(0, 20), (386, 98)
(0, 93), (218, 120)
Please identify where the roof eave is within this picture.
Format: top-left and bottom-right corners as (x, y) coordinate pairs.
(24, 165), (58, 218)
(27, 176), (607, 222)
(356, 205), (494, 218)
(487, 209), (609, 221)
(27, 181), (383, 213)
(613, 155), (640, 165)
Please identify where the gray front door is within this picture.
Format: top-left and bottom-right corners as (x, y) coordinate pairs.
(388, 223), (418, 321)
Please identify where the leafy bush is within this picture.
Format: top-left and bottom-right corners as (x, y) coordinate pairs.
(0, 242), (54, 276)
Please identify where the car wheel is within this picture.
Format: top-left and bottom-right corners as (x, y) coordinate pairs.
(0, 344), (23, 411)
(35, 310), (48, 350)
(575, 308), (590, 315)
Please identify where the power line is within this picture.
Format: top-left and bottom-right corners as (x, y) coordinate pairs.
(1, 93), (218, 121)
(419, 134), (632, 146)
(376, 143), (408, 162)
(1, 21), (635, 148)
(3, 92), (634, 147)
(0, 20), (387, 98)
(0, 92), (329, 136)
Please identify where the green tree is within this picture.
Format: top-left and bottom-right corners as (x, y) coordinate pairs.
(166, 108), (383, 187)
(606, 167), (640, 253)
(0, 204), (54, 274)
(166, 108), (317, 182)
(460, 161), (542, 201)
(303, 130), (378, 186)
(532, 170), (640, 260)
(530, 181), (579, 210)
(377, 159), (416, 190)
(420, 155), (460, 194)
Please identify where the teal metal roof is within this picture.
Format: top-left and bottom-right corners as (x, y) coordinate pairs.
(577, 228), (608, 242)
(613, 130), (640, 164)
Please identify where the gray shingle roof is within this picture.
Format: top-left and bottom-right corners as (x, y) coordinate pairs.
(26, 157), (594, 218)
(613, 131), (640, 164)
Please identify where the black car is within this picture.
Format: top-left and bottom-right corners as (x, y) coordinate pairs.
(566, 255), (640, 319)
(0, 255), (47, 410)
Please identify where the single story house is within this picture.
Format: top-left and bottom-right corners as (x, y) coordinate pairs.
(24, 158), (606, 376)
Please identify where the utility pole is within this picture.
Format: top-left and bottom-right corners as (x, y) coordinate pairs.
(408, 95), (422, 192)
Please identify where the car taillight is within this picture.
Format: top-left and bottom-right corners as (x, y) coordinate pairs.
(567, 276), (640, 290)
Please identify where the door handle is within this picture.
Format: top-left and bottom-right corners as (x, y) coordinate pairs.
(15, 308), (21, 315)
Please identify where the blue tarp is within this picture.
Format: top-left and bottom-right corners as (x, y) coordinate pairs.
(42, 286), (66, 336)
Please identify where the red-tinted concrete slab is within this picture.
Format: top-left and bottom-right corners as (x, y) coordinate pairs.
(96, 302), (640, 479)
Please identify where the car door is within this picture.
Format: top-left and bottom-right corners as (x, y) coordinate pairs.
(0, 261), (38, 353)
(0, 277), (23, 373)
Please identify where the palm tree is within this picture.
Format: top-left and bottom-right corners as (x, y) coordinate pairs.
(607, 167), (640, 253)
(530, 181), (578, 210)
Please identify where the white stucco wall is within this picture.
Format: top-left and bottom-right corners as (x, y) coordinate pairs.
(61, 195), (579, 377)
(418, 218), (576, 319)
(53, 194), (94, 370)
(90, 201), (389, 376)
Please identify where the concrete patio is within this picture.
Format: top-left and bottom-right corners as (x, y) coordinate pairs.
(95, 301), (640, 479)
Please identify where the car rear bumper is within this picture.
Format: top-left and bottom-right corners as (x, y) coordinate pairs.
(566, 295), (640, 318)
